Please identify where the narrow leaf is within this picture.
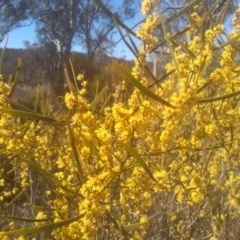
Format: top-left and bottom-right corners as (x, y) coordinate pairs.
(105, 211), (120, 229)
(197, 90), (240, 104)
(201, 12), (208, 47)
(215, 33), (240, 50)
(64, 65), (78, 95)
(7, 74), (14, 85)
(100, 93), (112, 114)
(32, 205), (55, 211)
(6, 216), (50, 223)
(0, 36), (8, 74)
(151, 25), (192, 51)
(69, 59), (79, 92)
(126, 30), (139, 56)
(150, 53), (157, 78)
(43, 88), (51, 116)
(148, 69), (175, 88)
(113, 17), (138, 59)
(21, 156), (80, 196)
(112, 60), (174, 108)
(163, 0), (202, 25)
(215, 0), (231, 25)
(34, 84), (41, 113)
(8, 58), (22, 99)
(0, 108), (57, 122)
(158, 11), (181, 79)
(98, 164), (139, 195)
(120, 142), (157, 182)
(94, 0), (136, 37)
(143, 63), (158, 84)
(1, 189), (27, 214)
(0, 215), (84, 237)
(77, 129), (103, 162)
(7, 98), (36, 113)
(121, 222), (149, 231)
(89, 86), (109, 111)
(66, 118), (85, 182)
(196, 80), (213, 93)
(95, 80), (99, 99)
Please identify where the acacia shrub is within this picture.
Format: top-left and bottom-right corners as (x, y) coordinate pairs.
(0, 1), (240, 240)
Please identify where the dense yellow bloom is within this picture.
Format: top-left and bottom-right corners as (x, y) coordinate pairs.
(1, 1), (240, 240)
(35, 212), (47, 226)
(77, 73), (84, 81)
(17, 237), (26, 240)
(65, 92), (76, 109)
(141, 0), (158, 15)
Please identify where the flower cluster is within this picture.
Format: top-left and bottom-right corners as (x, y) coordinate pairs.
(1, 1), (240, 239)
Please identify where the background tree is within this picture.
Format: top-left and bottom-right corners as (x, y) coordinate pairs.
(140, 0), (238, 79)
(22, 40), (59, 86)
(33, 0), (137, 95)
(0, 0), (34, 42)
(0, 0), (137, 95)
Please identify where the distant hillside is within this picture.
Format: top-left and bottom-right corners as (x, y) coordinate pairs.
(0, 48), (137, 111)
(0, 48), (166, 112)
(0, 48), (135, 86)
(0, 48), (26, 82)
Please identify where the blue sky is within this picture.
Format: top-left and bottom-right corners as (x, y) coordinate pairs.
(0, 23), (139, 60)
(0, 23), (141, 60)
(0, 2), (235, 60)
(0, 3), (143, 60)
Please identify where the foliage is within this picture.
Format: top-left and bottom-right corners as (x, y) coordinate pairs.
(36, 0), (136, 95)
(0, 0), (137, 95)
(1, 0), (240, 240)
(0, 0), (33, 42)
(0, 47), (132, 110)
